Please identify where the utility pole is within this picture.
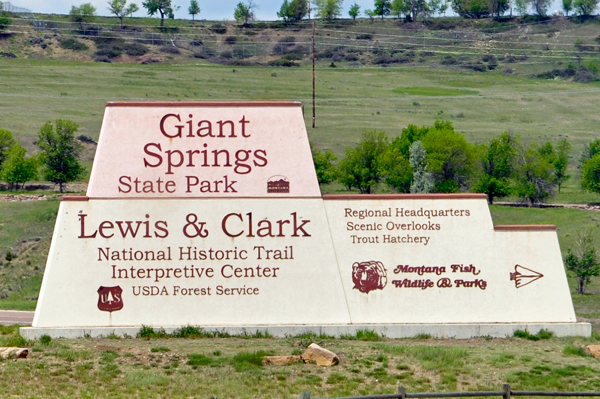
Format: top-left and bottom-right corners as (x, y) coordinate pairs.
(311, 2), (316, 128)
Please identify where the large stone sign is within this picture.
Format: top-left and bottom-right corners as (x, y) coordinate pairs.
(21, 101), (590, 339)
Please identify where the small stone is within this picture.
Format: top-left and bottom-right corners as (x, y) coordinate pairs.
(586, 345), (600, 359)
(301, 343), (339, 366)
(0, 347), (29, 359)
(262, 355), (302, 366)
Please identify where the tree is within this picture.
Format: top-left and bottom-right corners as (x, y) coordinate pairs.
(0, 143), (37, 191)
(128, 3), (139, 16)
(451, 0), (490, 17)
(278, 0), (308, 22)
(348, 2), (361, 18)
(0, 9), (10, 32)
(409, 141), (433, 193)
(472, 132), (519, 204)
(338, 130), (388, 193)
(311, 143), (337, 185)
(188, 0), (201, 19)
(514, 142), (555, 206)
(382, 137), (412, 192)
(562, 0), (574, 15)
(514, 0), (529, 14)
(70, 3), (97, 29)
(364, 8), (376, 20)
(0, 128), (16, 168)
(530, 0), (551, 15)
(553, 138), (570, 193)
(421, 121), (476, 193)
(390, 0), (409, 17)
(374, 0), (392, 18)
(142, 0), (175, 27)
(579, 138), (600, 168)
(489, 0), (510, 19)
(108, 0), (139, 25)
(234, 0), (256, 24)
(565, 230), (600, 294)
(408, 0), (431, 20)
(581, 154), (600, 194)
(37, 119), (84, 193)
(427, 0), (449, 18)
(313, 0), (343, 20)
(573, 0), (598, 15)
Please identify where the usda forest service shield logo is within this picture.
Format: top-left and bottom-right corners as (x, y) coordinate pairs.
(97, 286), (123, 313)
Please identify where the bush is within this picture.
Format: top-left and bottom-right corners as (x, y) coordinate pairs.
(283, 45), (307, 60)
(77, 135), (96, 144)
(95, 43), (123, 58)
(94, 55), (112, 63)
(59, 38), (88, 51)
(124, 43), (148, 56)
(193, 47), (216, 59)
(356, 33), (373, 40)
(225, 36), (237, 45)
(210, 24), (227, 34)
(440, 55), (457, 65)
(159, 46), (181, 55)
(93, 33), (123, 46)
(573, 70), (597, 83)
(267, 59), (300, 67)
(278, 36), (296, 46)
(189, 38), (203, 46)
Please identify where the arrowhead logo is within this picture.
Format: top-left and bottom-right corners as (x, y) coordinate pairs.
(97, 286), (123, 313)
(510, 265), (544, 288)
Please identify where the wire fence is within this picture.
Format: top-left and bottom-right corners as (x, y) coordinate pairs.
(296, 385), (600, 399)
(2, 14), (599, 65)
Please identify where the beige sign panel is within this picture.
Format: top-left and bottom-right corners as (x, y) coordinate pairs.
(87, 102), (321, 199)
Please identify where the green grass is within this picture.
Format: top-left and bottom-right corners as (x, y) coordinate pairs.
(1, 57), (599, 162)
(393, 87), (479, 96)
(2, 335), (600, 397)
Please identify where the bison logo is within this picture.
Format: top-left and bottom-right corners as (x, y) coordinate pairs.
(352, 261), (387, 294)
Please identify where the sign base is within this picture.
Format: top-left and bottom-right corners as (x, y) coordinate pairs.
(21, 322), (591, 340)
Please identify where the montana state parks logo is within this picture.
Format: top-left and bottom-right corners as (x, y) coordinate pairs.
(352, 261), (387, 294)
(267, 175), (290, 194)
(97, 286), (123, 313)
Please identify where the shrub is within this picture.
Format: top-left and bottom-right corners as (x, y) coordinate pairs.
(573, 70), (597, 83)
(94, 56), (112, 63)
(159, 46), (181, 55)
(356, 33), (373, 40)
(59, 38), (88, 51)
(210, 24), (227, 34)
(225, 36), (237, 45)
(267, 59), (300, 67)
(278, 36), (296, 46)
(77, 135), (96, 144)
(189, 38), (203, 46)
(124, 43), (148, 56)
(193, 47), (216, 59)
(95, 43), (123, 58)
